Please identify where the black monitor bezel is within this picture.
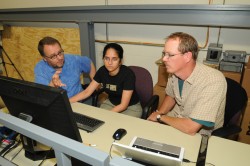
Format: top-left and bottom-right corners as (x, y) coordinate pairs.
(0, 76), (84, 164)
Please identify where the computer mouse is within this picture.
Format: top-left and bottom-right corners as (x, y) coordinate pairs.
(112, 128), (127, 140)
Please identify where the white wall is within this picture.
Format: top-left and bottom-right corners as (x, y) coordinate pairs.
(1, 0), (250, 85)
(1, 0), (250, 8)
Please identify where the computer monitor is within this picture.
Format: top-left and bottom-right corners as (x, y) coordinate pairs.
(0, 76), (87, 165)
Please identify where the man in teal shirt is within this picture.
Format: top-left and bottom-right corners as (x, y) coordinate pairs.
(148, 32), (226, 153)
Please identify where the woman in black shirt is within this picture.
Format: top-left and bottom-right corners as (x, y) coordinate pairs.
(70, 43), (142, 118)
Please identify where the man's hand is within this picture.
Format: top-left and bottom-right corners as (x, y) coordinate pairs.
(50, 71), (66, 88)
(147, 111), (161, 122)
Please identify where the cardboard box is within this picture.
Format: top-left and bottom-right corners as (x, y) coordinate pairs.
(157, 65), (168, 87)
(153, 84), (166, 109)
(0, 97), (5, 109)
(238, 99), (250, 144)
(242, 66), (250, 98)
(222, 71), (242, 84)
(155, 59), (168, 87)
(154, 58), (169, 109)
(247, 57), (250, 68)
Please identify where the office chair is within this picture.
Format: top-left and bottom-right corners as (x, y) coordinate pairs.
(92, 66), (159, 119)
(197, 77), (248, 166)
(211, 77), (248, 139)
(129, 66), (159, 119)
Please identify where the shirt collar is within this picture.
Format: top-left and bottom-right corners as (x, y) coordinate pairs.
(184, 62), (201, 85)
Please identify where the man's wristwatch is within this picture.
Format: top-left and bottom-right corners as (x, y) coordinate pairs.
(156, 114), (162, 122)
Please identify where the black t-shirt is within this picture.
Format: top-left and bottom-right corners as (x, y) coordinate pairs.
(94, 65), (139, 106)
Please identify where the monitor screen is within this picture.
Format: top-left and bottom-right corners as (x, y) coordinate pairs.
(0, 76), (86, 165)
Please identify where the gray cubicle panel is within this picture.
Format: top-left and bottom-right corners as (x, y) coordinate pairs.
(0, 111), (109, 166)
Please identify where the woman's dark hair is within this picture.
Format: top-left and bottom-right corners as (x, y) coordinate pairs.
(102, 43), (123, 59)
(38, 36), (61, 57)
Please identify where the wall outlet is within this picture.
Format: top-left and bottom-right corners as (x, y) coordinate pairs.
(0, 24), (3, 31)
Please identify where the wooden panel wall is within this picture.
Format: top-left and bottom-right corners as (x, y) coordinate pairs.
(1, 26), (81, 82)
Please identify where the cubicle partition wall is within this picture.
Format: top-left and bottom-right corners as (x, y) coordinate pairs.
(0, 111), (142, 166)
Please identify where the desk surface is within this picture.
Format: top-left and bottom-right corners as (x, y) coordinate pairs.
(72, 103), (201, 164)
(206, 136), (250, 166)
(4, 102), (202, 165)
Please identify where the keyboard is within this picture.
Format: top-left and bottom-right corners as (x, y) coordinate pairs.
(73, 112), (105, 132)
